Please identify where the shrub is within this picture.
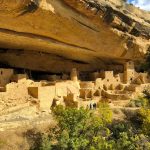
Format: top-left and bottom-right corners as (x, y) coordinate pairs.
(110, 121), (150, 150)
(25, 129), (51, 150)
(137, 108), (150, 136)
(26, 104), (150, 150)
(115, 132), (150, 150)
(51, 104), (113, 150)
(127, 97), (148, 108)
(98, 102), (113, 125)
(110, 121), (130, 139)
(39, 135), (51, 150)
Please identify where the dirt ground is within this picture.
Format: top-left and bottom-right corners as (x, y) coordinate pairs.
(0, 119), (56, 150)
(0, 128), (30, 150)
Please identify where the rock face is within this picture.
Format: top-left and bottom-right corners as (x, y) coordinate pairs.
(0, 0), (149, 73)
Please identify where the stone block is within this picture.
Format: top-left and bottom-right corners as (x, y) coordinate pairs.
(39, 86), (55, 111)
(28, 87), (38, 98)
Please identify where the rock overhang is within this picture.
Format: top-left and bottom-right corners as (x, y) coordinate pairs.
(0, 0), (149, 72)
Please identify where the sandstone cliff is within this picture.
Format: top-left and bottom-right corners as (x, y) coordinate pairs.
(0, 0), (149, 72)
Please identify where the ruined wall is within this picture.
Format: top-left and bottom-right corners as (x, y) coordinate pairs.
(38, 86), (55, 111)
(0, 69), (14, 87)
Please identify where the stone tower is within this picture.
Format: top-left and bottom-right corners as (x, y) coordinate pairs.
(70, 68), (78, 82)
(124, 61), (135, 84)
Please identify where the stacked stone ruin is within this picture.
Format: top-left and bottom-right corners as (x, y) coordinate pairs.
(0, 60), (149, 111)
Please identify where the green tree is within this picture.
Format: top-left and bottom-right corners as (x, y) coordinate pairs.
(52, 104), (113, 150)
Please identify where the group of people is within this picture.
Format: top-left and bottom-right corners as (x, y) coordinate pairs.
(87, 102), (97, 110)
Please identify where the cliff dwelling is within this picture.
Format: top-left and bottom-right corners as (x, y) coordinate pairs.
(0, 0), (150, 149)
(0, 61), (149, 112)
(0, 0), (149, 113)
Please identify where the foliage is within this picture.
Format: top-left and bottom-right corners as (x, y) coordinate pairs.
(25, 129), (51, 150)
(110, 121), (150, 150)
(26, 103), (150, 150)
(115, 132), (150, 150)
(52, 104), (113, 150)
(127, 97), (148, 108)
(39, 135), (52, 150)
(127, 88), (150, 108)
(98, 102), (113, 124)
(137, 108), (150, 136)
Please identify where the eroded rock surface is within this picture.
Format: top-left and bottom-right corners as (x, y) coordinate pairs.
(0, 0), (149, 72)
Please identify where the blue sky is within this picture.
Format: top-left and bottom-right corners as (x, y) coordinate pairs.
(128, 0), (150, 11)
